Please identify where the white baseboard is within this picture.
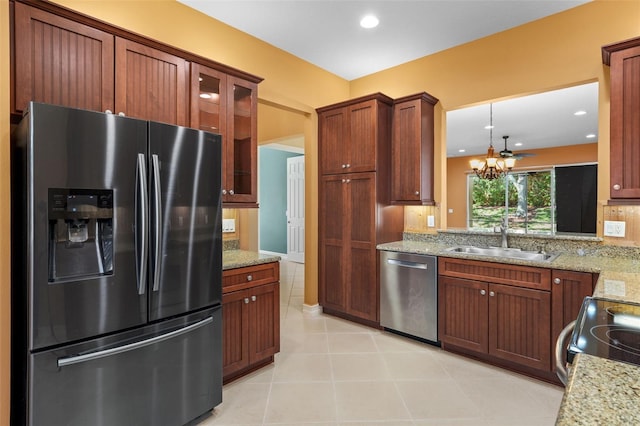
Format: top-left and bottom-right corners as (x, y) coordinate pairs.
(259, 250), (286, 259)
(302, 303), (322, 316)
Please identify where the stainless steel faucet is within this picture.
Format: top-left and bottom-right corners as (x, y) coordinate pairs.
(500, 216), (508, 248)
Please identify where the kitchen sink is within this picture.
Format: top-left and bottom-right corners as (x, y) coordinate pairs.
(445, 246), (559, 262)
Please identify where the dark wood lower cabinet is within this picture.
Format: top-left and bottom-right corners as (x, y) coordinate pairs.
(222, 263), (280, 383)
(439, 275), (551, 372)
(439, 257), (599, 383)
(438, 257), (561, 381)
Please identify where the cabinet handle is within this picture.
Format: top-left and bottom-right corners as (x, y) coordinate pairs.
(613, 184), (621, 190)
(222, 189), (227, 195)
(229, 189), (235, 195)
(489, 291), (495, 297)
(247, 274), (253, 282)
(480, 289), (486, 296)
(244, 297), (249, 304)
(251, 295), (257, 302)
(554, 277), (561, 285)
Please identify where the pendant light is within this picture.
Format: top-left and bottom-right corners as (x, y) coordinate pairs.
(469, 104), (515, 179)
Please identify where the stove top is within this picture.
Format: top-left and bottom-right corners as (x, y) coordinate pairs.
(568, 297), (640, 367)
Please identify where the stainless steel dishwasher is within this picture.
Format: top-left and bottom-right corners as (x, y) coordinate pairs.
(380, 250), (438, 343)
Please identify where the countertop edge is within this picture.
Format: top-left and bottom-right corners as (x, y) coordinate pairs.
(222, 250), (281, 270)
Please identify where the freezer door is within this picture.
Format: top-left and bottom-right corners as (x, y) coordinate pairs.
(25, 307), (222, 426)
(16, 103), (148, 350)
(148, 122), (222, 320)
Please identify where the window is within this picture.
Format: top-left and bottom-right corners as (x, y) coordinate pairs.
(467, 165), (597, 235)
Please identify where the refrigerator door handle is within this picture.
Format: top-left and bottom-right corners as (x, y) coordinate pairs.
(57, 316), (214, 368)
(136, 153), (148, 295)
(151, 154), (162, 292)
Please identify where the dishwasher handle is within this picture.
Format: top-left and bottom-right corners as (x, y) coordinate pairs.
(386, 258), (430, 270)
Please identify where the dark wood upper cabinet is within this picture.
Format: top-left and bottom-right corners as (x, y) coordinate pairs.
(318, 93), (393, 176)
(603, 38), (640, 201)
(13, 2), (115, 114)
(225, 76), (258, 205)
(115, 38), (188, 126)
(391, 92), (438, 205)
(12, 0), (263, 207)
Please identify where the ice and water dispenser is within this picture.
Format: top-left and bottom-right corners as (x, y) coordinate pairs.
(48, 188), (114, 281)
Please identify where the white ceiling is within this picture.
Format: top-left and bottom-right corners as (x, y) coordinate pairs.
(179, 0), (589, 81)
(179, 0), (597, 156)
(446, 82), (599, 157)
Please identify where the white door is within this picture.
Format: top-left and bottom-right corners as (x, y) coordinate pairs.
(287, 156), (305, 263)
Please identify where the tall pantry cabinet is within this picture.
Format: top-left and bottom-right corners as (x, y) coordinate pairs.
(317, 93), (404, 325)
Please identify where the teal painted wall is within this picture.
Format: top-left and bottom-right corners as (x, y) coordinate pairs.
(259, 148), (303, 254)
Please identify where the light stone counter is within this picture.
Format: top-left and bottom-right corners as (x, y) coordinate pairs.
(555, 354), (640, 425)
(377, 239), (640, 424)
(222, 250), (280, 270)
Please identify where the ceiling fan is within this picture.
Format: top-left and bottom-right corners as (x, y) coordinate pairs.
(499, 135), (536, 159)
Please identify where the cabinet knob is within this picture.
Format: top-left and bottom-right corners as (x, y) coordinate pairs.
(480, 289), (486, 296)
(613, 184), (621, 190)
(244, 297), (249, 304)
(105, 109), (113, 114)
(489, 291), (495, 297)
(222, 189), (227, 195)
(247, 274), (253, 281)
(554, 278), (561, 285)
(342, 179), (346, 183)
(342, 164), (347, 169)
(229, 189), (235, 195)
(345, 179), (351, 183)
(415, 191), (419, 195)
(251, 295), (257, 302)
(346, 163), (350, 168)
(118, 112), (126, 117)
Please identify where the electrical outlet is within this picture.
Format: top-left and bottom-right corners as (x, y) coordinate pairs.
(222, 218), (236, 233)
(604, 220), (626, 237)
(427, 215), (435, 227)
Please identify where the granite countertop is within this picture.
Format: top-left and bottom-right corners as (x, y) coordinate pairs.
(555, 354), (640, 425)
(377, 239), (640, 424)
(222, 250), (280, 270)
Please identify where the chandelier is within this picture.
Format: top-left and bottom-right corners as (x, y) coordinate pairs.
(469, 104), (516, 180)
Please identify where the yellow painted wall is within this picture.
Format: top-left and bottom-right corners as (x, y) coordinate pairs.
(447, 143), (599, 228)
(2, 1), (640, 421)
(350, 1), (640, 229)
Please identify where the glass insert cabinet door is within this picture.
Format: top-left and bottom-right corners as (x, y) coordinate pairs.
(190, 65), (258, 205)
(226, 76), (257, 203)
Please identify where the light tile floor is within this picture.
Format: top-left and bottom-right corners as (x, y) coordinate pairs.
(199, 260), (564, 425)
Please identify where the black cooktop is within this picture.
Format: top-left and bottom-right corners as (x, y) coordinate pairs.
(568, 297), (640, 366)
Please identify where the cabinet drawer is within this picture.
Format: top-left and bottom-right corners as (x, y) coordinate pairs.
(223, 262), (279, 293)
(438, 257), (551, 291)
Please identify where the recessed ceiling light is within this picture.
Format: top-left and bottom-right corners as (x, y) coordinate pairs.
(484, 125), (494, 130)
(458, 149), (466, 153)
(515, 142), (523, 147)
(574, 110), (587, 116)
(360, 15), (379, 29)
(586, 133), (596, 139)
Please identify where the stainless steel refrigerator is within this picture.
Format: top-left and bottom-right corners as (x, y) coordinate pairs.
(11, 102), (223, 426)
